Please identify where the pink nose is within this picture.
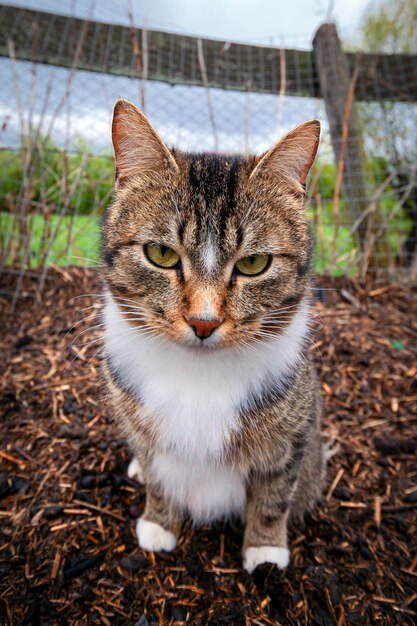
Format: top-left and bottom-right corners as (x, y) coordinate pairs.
(187, 318), (223, 339)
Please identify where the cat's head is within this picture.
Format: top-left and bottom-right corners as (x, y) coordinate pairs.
(103, 98), (320, 350)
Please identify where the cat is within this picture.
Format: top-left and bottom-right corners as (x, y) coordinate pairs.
(101, 98), (325, 573)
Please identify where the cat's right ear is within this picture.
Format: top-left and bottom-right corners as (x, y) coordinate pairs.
(112, 99), (178, 184)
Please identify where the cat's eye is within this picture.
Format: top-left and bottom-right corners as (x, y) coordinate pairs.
(145, 243), (180, 268)
(235, 254), (270, 276)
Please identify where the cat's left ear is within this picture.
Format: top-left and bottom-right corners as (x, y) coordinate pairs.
(250, 120), (320, 190)
(112, 98), (178, 184)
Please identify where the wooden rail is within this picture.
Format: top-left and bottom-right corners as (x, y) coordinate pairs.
(0, 5), (416, 102)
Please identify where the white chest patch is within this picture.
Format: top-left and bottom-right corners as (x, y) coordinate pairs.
(103, 293), (309, 522)
(151, 453), (247, 523)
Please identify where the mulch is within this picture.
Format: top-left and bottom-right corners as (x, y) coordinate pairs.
(0, 267), (416, 626)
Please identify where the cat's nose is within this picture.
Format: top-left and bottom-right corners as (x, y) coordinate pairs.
(186, 317), (223, 339)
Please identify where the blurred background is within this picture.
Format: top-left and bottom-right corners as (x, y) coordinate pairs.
(0, 0), (416, 300)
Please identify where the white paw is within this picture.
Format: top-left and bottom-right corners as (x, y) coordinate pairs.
(136, 518), (177, 552)
(243, 546), (290, 574)
(127, 457), (145, 484)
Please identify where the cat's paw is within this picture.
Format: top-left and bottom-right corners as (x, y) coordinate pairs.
(136, 518), (177, 552)
(243, 546), (290, 574)
(127, 457), (145, 484)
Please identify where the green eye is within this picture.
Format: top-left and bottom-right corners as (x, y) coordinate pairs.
(145, 243), (180, 268)
(235, 254), (270, 276)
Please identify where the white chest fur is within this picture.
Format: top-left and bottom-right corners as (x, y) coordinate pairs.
(150, 453), (247, 523)
(103, 294), (309, 521)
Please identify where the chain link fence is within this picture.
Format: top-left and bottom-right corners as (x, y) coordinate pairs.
(0, 3), (416, 301)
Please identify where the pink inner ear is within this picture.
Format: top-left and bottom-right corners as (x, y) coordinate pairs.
(112, 99), (178, 181)
(250, 120), (320, 185)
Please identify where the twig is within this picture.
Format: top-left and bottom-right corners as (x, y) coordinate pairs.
(330, 62), (360, 269)
(350, 170), (396, 235)
(127, 0), (146, 111)
(276, 44), (286, 133)
(197, 38), (218, 151)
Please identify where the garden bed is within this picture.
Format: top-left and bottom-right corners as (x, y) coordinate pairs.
(0, 268), (416, 625)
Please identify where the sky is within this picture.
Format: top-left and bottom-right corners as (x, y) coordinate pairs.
(4, 0), (373, 47)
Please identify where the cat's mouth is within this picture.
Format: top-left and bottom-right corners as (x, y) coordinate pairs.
(180, 328), (224, 351)
(176, 318), (279, 351)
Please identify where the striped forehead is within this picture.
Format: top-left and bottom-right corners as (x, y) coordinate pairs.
(181, 154), (242, 272)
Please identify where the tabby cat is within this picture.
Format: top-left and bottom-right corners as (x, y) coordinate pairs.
(102, 98), (325, 573)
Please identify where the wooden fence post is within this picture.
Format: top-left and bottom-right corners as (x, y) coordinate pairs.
(313, 23), (369, 249)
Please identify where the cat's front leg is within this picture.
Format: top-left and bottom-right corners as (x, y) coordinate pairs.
(136, 484), (181, 553)
(243, 470), (297, 574)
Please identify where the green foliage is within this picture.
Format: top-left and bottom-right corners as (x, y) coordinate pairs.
(313, 160), (337, 201)
(0, 137), (113, 268)
(360, 0), (417, 54)
(351, 0), (417, 165)
(346, 0), (417, 273)
(308, 155), (414, 273)
(1, 211), (100, 267)
(0, 140), (114, 217)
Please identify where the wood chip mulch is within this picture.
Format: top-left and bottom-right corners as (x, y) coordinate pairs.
(0, 267), (416, 626)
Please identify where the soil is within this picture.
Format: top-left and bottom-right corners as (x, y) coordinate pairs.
(0, 268), (416, 625)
